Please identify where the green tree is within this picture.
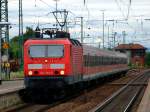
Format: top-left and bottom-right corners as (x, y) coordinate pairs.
(145, 52), (150, 66)
(9, 27), (35, 59)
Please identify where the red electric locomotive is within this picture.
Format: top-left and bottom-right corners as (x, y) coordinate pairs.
(24, 30), (128, 89)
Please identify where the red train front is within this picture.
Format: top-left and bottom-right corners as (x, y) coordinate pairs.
(24, 36), (83, 89)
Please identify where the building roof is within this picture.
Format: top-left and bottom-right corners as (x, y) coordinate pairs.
(115, 43), (146, 50)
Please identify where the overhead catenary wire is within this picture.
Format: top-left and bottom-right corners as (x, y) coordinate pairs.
(133, 38), (150, 43)
(38, 0), (55, 9)
(126, 0), (132, 20)
(114, 0), (126, 19)
(114, 0), (132, 20)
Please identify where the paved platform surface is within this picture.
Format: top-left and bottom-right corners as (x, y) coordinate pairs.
(137, 79), (150, 112)
(0, 80), (24, 95)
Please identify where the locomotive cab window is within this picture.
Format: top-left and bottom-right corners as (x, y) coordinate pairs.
(29, 45), (45, 57)
(29, 45), (64, 58)
(48, 45), (64, 57)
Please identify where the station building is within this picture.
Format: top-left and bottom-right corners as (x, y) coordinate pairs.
(115, 43), (146, 66)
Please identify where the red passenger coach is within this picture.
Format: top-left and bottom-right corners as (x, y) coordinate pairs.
(24, 31), (128, 90)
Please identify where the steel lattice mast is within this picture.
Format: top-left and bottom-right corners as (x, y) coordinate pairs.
(0, 0), (9, 55)
(19, 0), (23, 68)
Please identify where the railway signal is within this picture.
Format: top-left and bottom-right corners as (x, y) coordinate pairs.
(2, 42), (9, 49)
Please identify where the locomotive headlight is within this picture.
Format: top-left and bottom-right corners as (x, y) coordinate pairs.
(28, 71), (33, 76)
(60, 70), (65, 75)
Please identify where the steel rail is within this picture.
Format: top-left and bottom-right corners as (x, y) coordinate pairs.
(89, 70), (149, 112)
(123, 86), (143, 112)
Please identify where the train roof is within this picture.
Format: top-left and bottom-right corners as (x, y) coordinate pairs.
(24, 38), (127, 58)
(24, 38), (82, 46)
(24, 38), (71, 45)
(83, 45), (127, 58)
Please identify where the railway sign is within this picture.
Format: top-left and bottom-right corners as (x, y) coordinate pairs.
(2, 42), (9, 49)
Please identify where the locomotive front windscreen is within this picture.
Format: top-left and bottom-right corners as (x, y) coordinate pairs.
(29, 45), (64, 58)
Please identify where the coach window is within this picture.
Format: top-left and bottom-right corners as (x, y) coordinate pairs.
(120, 58), (122, 64)
(96, 56), (98, 66)
(92, 56), (94, 66)
(91, 56), (93, 66)
(118, 58), (120, 64)
(86, 55), (88, 66)
(100, 56), (102, 65)
(107, 57), (109, 65)
(84, 55), (88, 66)
(115, 58), (117, 64)
(106, 57), (108, 65)
(122, 58), (124, 64)
(83, 55), (86, 66)
(97, 56), (99, 65)
(102, 56), (104, 65)
(94, 56), (96, 66)
(113, 57), (115, 64)
(86, 55), (89, 66)
(103, 57), (106, 65)
(104, 57), (107, 65)
(93, 56), (95, 66)
(124, 58), (127, 64)
(116, 58), (118, 64)
(115, 57), (117, 64)
(112, 57), (114, 64)
(90, 56), (92, 66)
(98, 56), (101, 65)
(103, 57), (105, 65)
(109, 57), (111, 65)
(88, 56), (90, 66)
(123, 58), (125, 64)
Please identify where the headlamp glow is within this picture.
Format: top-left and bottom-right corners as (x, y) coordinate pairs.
(60, 70), (65, 75)
(28, 71), (33, 76)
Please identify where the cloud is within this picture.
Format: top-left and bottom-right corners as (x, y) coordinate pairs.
(8, 0), (150, 47)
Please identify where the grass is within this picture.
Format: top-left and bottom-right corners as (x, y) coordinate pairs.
(1, 71), (24, 80)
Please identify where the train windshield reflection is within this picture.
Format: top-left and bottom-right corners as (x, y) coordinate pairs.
(29, 45), (64, 58)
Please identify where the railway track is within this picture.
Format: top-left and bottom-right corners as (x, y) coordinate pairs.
(6, 103), (59, 112)
(89, 70), (150, 112)
(5, 88), (86, 112)
(3, 77), (125, 111)
(4, 69), (148, 112)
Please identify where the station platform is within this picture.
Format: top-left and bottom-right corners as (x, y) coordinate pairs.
(0, 80), (24, 95)
(137, 79), (150, 112)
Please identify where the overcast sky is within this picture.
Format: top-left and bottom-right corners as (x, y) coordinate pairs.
(8, 0), (150, 48)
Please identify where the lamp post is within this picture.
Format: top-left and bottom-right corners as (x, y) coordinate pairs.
(0, 22), (10, 84)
